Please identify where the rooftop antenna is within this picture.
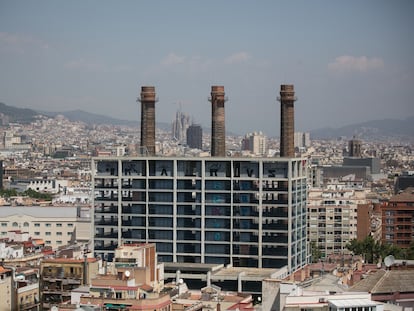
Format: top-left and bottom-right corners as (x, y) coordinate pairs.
(384, 255), (395, 268)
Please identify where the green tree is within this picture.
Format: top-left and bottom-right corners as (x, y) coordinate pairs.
(310, 241), (322, 263)
(0, 188), (18, 198)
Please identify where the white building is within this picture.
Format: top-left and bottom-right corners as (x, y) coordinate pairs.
(0, 206), (92, 250)
(242, 131), (267, 156)
(307, 179), (370, 258)
(294, 132), (311, 149)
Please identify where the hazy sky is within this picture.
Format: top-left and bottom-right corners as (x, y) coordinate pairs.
(0, 1), (413, 136)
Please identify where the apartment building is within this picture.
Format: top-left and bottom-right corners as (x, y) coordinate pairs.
(40, 257), (99, 310)
(0, 265), (13, 311)
(382, 187), (414, 248)
(308, 180), (369, 258)
(92, 156), (308, 273)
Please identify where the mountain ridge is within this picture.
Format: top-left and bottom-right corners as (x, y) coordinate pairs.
(0, 102), (412, 140)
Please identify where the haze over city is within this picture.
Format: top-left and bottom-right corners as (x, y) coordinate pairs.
(0, 0), (413, 135)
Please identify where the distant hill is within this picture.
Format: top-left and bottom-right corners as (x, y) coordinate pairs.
(43, 109), (140, 127)
(1, 102), (412, 140)
(0, 102), (41, 123)
(0, 102), (171, 130)
(310, 116), (414, 141)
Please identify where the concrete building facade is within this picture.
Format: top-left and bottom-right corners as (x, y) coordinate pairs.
(92, 156), (308, 273)
(307, 181), (369, 258)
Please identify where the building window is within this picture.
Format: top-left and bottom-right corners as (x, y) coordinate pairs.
(67, 232), (72, 236)
(1, 223), (7, 227)
(34, 223), (40, 227)
(67, 224), (74, 227)
(56, 223), (62, 227)
(34, 232), (40, 236)
(12, 222), (18, 227)
(45, 232), (51, 236)
(45, 240), (51, 244)
(57, 241), (62, 245)
(57, 232), (62, 236)
(45, 223), (51, 227)
(23, 222), (29, 227)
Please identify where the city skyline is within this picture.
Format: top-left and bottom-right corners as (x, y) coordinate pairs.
(0, 0), (413, 135)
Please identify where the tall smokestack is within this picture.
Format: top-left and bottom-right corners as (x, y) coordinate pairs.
(209, 86), (227, 157)
(138, 86), (157, 155)
(278, 84), (297, 157)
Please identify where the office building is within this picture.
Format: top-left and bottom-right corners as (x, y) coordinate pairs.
(92, 84), (307, 274)
(186, 124), (203, 150)
(92, 157), (307, 272)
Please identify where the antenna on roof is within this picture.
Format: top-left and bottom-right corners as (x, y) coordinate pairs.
(384, 255), (395, 268)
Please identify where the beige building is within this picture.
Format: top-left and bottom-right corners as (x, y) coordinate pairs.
(0, 206), (92, 250)
(308, 180), (370, 258)
(16, 267), (41, 311)
(40, 257), (100, 310)
(0, 265), (13, 311)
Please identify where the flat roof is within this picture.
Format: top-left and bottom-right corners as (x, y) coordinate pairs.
(329, 299), (378, 307)
(164, 262), (223, 272)
(0, 206), (79, 218)
(212, 267), (279, 280)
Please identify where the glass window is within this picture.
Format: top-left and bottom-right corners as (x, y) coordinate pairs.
(45, 232), (51, 236)
(12, 222), (18, 227)
(56, 223), (62, 227)
(57, 232), (62, 236)
(1, 223), (7, 227)
(67, 224), (74, 227)
(23, 222), (29, 227)
(34, 232), (40, 236)
(34, 223), (40, 227)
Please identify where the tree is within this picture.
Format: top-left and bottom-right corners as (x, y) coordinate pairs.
(310, 241), (322, 263)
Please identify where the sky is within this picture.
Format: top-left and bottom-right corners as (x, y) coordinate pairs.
(0, 0), (413, 136)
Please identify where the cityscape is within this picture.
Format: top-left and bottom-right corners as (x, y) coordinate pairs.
(1, 1), (414, 311)
(0, 83), (413, 310)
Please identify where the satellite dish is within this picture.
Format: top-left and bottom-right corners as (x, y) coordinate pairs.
(124, 270), (131, 277)
(384, 255), (395, 267)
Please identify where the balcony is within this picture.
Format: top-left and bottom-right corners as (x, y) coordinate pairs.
(95, 231), (118, 239)
(95, 218), (118, 226)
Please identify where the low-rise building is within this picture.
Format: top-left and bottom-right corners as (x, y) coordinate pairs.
(40, 257), (100, 310)
(0, 206), (92, 250)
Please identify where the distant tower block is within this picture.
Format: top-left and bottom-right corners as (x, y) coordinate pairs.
(138, 86), (158, 155)
(278, 84), (297, 157)
(349, 138), (362, 157)
(209, 86), (228, 157)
